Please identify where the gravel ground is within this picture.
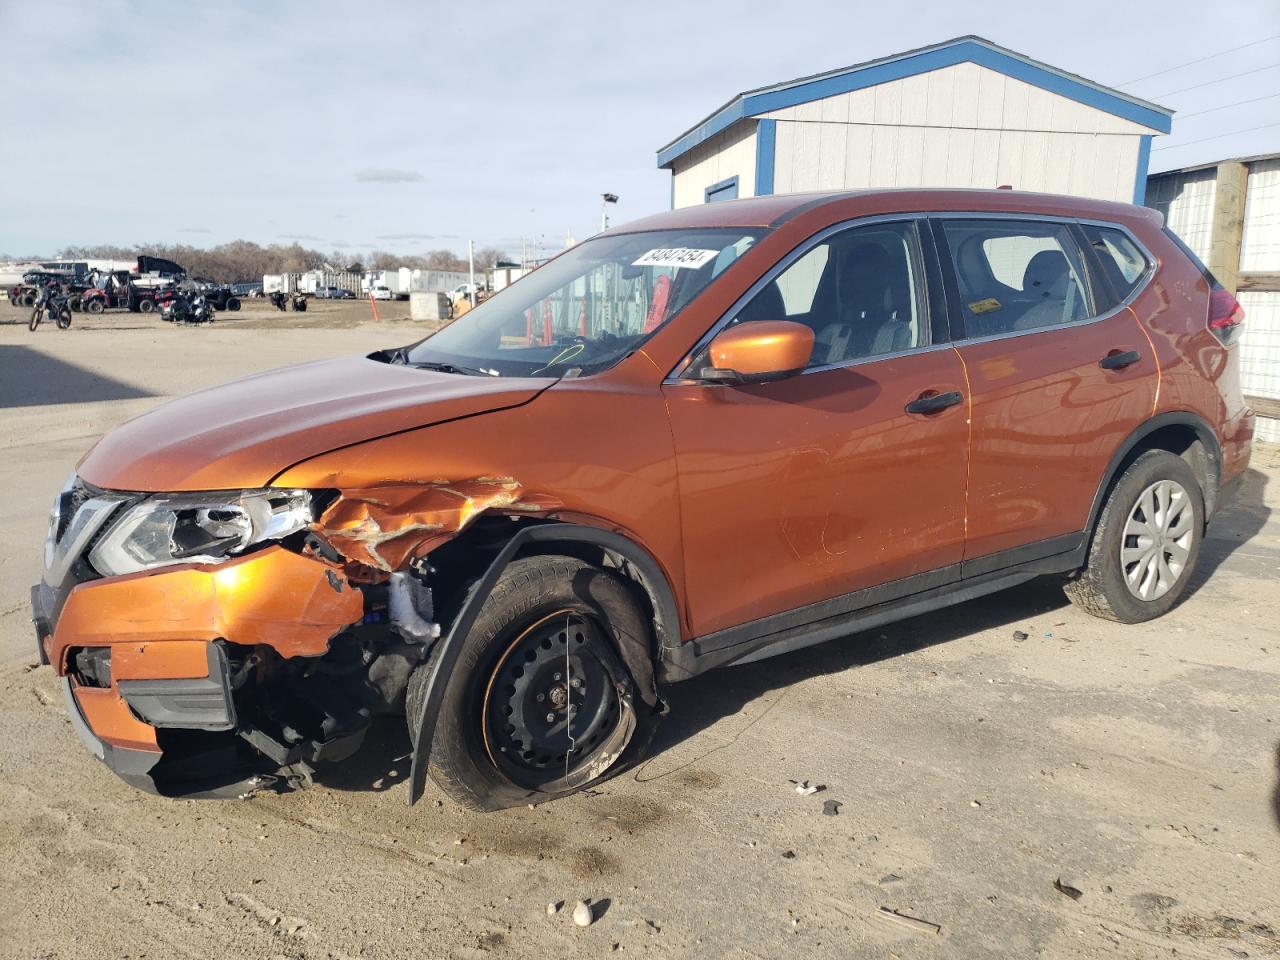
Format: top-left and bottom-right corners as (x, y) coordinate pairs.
(1, 301), (1277, 960)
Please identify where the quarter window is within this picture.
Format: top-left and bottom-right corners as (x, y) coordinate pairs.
(940, 220), (1093, 337)
(730, 221), (926, 368)
(1081, 224), (1149, 305)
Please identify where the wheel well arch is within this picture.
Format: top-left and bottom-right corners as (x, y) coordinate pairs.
(406, 517), (681, 805)
(428, 516), (683, 661)
(1086, 412), (1222, 537)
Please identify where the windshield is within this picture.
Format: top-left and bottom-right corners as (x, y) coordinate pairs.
(402, 228), (764, 377)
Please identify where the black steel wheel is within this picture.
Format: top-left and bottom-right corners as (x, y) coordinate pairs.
(410, 554), (657, 811)
(481, 610), (627, 790)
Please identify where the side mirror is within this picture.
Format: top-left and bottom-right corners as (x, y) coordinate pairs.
(699, 320), (814, 384)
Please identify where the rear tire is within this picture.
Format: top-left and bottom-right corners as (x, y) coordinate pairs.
(409, 555), (657, 811)
(1064, 450), (1204, 623)
(86, 299), (104, 315)
(55, 307), (72, 329)
(226, 297), (241, 311)
(138, 298), (155, 314)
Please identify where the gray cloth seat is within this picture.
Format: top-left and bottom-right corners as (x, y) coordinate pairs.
(1015, 250), (1081, 330)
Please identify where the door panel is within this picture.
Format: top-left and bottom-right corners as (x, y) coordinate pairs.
(956, 313), (1156, 559)
(934, 216), (1158, 561)
(663, 350), (969, 638)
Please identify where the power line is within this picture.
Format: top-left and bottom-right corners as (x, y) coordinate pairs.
(1153, 63), (1280, 98)
(1120, 34), (1280, 84)
(1176, 92), (1280, 120)
(1151, 122), (1280, 151)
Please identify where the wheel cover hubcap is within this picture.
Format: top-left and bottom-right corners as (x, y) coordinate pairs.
(1120, 479), (1194, 601)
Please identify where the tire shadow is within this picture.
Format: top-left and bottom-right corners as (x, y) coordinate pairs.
(1186, 467), (1272, 594)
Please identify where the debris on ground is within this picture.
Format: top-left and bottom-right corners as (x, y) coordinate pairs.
(546, 901), (562, 916)
(875, 907), (941, 935)
(822, 799), (842, 816)
(879, 874), (903, 885)
(1054, 877), (1084, 900)
(1013, 630), (1029, 641)
(573, 901), (594, 927)
(792, 780), (825, 795)
(781, 850), (796, 859)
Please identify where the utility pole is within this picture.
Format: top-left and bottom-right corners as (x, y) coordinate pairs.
(601, 193), (618, 233)
(468, 240), (476, 307)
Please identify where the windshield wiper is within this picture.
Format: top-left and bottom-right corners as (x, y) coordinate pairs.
(407, 360), (498, 377)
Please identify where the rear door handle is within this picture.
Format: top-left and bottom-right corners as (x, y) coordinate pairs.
(1099, 349), (1141, 370)
(905, 390), (964, 415)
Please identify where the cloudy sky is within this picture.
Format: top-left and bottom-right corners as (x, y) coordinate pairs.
(2, 0), (1277, 259)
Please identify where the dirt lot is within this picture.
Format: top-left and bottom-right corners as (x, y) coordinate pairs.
(1, 300), (1277, 960)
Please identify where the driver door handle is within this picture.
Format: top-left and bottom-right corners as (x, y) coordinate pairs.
(905, 390), (964, 415)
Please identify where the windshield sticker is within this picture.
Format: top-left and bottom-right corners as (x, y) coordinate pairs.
(632, 248), (720, 270)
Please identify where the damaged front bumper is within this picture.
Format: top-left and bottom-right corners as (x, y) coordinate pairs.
(35, 545), (372, 797)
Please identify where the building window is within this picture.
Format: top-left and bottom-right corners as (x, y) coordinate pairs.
(704, 176), (739, 203)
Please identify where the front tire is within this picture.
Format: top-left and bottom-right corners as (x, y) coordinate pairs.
(409, 555), (656, 811)
(1064, 450), (1204, 623)
(86, 299), (105, 315)
(28, 307), (42, 331)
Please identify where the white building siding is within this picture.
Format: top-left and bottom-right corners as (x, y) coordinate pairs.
(670, 122), (756, 210)
(1145, 168), (1218, 262)
(760, 62), (1153, 202)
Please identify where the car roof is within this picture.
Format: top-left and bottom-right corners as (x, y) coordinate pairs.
(609, 189), (1162, 233)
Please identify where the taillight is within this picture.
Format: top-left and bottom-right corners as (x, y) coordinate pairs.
(1208, 287), (1245, 344)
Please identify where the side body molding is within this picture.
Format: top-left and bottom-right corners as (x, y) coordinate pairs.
(407, 523), (681, 805)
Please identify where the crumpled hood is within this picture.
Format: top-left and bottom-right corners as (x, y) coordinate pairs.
(77, 356), (550, 491)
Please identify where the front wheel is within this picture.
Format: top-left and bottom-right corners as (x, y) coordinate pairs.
(226, 297), (241, 311)
(409, 555), (657, 811)
(29, 307), (42, 331)
(86, 299), (105, 315)
(1064, 450), (1205, 623)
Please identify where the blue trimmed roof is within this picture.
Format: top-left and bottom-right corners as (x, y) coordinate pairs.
(657, 36), (1173, 169)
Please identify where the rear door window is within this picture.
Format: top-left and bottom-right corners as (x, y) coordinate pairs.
(938, 219), (1094, 338)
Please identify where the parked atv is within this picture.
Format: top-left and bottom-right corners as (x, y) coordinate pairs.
(159, 291), (215, 324)
(269, 290), (288, 311)
(291, 293), (307, 312)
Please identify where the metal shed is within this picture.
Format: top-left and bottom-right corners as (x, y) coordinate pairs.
(657, 36), (1172, 209)
(1147, 154), (1280, 442)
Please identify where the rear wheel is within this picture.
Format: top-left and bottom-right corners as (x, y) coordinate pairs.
(21, 292), (36, 307)
(226, 297), (241, 311)
(409, 555), (655, 811)
(138, 298), (155, 314)
(55, 307), (72, 329)
(1064, 450), (1204, 623)
(86, 298), (105, 315)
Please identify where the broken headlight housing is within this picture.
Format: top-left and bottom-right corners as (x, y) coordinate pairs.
(89, 489), (313, 577)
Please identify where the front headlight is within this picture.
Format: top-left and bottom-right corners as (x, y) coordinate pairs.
(89, 489), (313, 577)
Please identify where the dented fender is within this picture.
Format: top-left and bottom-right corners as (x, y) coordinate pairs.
(314, 477), (561, 572)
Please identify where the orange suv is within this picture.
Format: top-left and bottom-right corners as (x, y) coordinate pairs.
(32, 190), (1253, 808)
